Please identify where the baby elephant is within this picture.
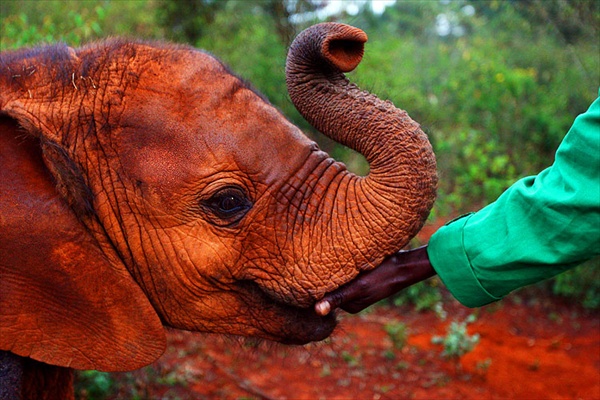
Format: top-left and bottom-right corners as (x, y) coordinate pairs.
(0, 23), (436, 397)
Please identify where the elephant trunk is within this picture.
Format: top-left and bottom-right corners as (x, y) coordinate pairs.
(286, 23), (437, 274)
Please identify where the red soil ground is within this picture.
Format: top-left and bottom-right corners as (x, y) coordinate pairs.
(98, 287), (599, 400)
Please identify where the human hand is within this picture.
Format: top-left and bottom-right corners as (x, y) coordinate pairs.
(315, 246), (436, 316)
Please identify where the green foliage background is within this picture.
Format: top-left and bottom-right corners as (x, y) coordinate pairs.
(2, 0), (598, 307)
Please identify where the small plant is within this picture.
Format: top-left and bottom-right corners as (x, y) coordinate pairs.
(341, 350), (360, 367)
(432, 314), (480, 360)
(396, 361), (410, 371)
(475, 358), (493, 379)
(433, 301), (448, 321)
(320, 363), (332, 377)
(382, 349), (396, 360)
(391, 280), (442, 312)
(384, 320), (409, 351)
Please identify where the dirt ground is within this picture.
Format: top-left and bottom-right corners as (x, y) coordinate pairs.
(102, 289), (599, 400)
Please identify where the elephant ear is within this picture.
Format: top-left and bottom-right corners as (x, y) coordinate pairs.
(0, 47), (166, 371)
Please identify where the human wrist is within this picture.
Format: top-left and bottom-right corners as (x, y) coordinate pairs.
(388, 245), (436, 288)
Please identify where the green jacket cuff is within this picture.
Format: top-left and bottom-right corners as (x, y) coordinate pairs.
(428, 214), (501, 308)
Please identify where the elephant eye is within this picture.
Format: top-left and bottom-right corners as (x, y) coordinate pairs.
(219, 195), (243, 212)
(202, 186), (252, 226)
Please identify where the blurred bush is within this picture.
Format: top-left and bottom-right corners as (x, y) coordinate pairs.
(552, 257), (600, 309)
(75, 370), (114, 400)
(0, 1), (162, 47)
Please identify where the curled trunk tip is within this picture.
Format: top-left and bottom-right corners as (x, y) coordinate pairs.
(287, 23), (368, 74)
(321, 25), (367, 73)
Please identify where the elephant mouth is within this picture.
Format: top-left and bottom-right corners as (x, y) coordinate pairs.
(235, 280), (338, 345)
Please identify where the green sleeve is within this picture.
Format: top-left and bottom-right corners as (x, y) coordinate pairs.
(428, 93), (600, 308)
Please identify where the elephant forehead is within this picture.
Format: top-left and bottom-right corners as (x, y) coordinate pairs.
(116, 70), (314, 190)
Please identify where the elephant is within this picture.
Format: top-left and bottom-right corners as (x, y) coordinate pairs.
(0, 23), (437, 397)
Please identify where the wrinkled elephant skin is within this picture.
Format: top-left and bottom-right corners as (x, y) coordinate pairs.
(0, 24), (436, 372)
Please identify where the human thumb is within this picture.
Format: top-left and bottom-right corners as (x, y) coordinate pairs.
(314, 285), (360, 316)
(315, 299), (332, 316)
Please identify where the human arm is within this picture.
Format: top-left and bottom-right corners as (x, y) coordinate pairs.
(315, 246), (435, 315)
(429, 93), (600, 307)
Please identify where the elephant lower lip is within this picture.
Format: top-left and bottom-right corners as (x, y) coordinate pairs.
(236, 280), (338, 344)
(279, 311), (337, 345)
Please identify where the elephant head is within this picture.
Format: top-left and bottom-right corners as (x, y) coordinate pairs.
(0, 23), (436, 372)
